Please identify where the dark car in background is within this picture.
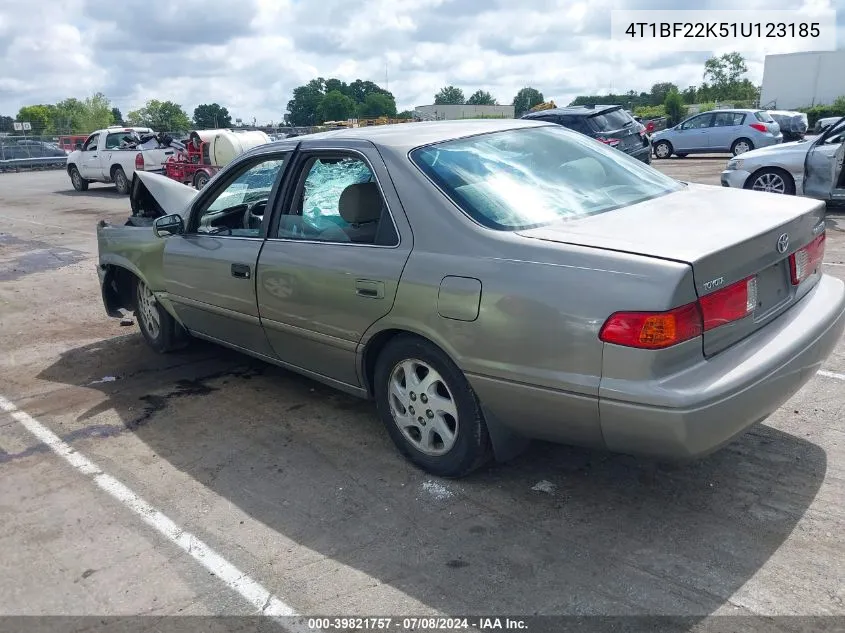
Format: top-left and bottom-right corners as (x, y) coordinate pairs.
(521, 105), (652, 163)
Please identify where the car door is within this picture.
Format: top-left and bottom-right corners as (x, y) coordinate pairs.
(709, 111), (745, 152)
(256, 141), (413, 388)
(803, 117), (845, 201)
(161, 150), (291, 355)
(672, 113), (714, 151)
(79, 133), (104, 179)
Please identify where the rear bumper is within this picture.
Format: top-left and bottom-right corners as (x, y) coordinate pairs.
(626, 144), (652, 163)
(599, 274), (845, 459)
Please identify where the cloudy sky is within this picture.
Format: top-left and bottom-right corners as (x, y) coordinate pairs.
(0, 0), (841, 123)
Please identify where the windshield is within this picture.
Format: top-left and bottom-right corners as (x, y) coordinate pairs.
(409, 125), (683, 230)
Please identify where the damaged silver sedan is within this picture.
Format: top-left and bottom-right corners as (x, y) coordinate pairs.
(96, 120), (845, 477)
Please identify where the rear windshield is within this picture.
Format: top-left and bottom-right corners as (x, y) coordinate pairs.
(409, 125), (683, 231)
(586, 108), (633, 132)
(754, 111), (775, 123)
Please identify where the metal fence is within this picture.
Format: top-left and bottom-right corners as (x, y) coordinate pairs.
(0, 134), (69, 171)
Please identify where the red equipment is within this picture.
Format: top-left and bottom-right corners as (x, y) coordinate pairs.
(163, 131), (219, 190)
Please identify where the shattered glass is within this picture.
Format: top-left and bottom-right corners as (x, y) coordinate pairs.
(302, 158), (374, 228)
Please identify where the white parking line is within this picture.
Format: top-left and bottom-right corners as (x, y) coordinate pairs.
(0, 394), (310, 631)
(818, 369), (845, 381)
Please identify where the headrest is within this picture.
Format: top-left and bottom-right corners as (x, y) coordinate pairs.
(339, 182), (382, 224)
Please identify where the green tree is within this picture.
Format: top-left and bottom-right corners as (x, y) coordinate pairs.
(680, 86), (697, 104)
(512, 87), (544, 117)
(193, 103), (232, 129)
(0, 115), (13, 132)
(324, 78), (349, 96)
(318, 90), (356, 122)
(111, 107), (123, 125)
(357, 92), (397, 118)
(347, 79), (391, 104)
(467, 90), (497, 105)
(396, 110), (414, 119)
(664, 89), (685, 126)
(51, 98), (85, 133)
(16, 105), (54, 134)
(126, 99), (191, 132)
(285, 78), (326, 126)
(703, 52), (748, 100)
(649, 82), (678, 106)
(78, 93), (114, 133)
(434, 85), (465, 105)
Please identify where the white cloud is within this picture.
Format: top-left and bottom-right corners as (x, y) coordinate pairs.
(0, 0), (841, 124)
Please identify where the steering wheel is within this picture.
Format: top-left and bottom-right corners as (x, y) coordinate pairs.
(242, 200), (267, 230)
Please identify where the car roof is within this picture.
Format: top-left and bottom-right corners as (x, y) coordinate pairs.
(521, 105), (623, 119)
(252, 119), (552, 154)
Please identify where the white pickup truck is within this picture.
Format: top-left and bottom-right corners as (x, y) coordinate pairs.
(66, 126), (176, 194)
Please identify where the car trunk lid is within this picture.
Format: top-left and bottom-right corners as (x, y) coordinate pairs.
(517, 183), (827, 356)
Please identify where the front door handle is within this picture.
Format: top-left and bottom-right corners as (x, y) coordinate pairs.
(356, 279), (384, 299)
(231, 263), (251, 279)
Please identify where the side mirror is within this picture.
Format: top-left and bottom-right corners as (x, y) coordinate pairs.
(153, 214), (184, 238)
(76, 142), (83, 150)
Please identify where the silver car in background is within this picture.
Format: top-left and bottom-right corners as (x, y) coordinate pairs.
(652, 109), (782, 159)
(721, 116), (845, 200)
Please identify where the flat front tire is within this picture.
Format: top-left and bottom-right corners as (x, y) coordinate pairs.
(374, 335), (491, 478)
(134, 278), (189, 353)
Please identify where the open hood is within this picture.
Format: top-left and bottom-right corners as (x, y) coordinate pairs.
(130, 170), (198, 219)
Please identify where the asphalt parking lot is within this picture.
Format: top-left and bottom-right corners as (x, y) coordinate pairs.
(1, 158), (844, 626)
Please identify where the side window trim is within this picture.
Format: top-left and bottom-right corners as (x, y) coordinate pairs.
(268, 147), (401, 249)
(184, 150), (291, 239)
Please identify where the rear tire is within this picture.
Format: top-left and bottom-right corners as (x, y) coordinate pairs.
(373, 335), (492, 478)
(653, 140), (672, 159)
(113, 166), (130, 194)
(731, 138), (754, 156)
(69, 166), (89, 191)
(134, 277), (189, 353)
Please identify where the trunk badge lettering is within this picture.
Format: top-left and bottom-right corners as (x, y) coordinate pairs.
(703, 277), (724, 291)
(776, 233), (789, 254)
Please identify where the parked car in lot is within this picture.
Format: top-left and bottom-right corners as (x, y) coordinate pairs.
(96, 120), (845, 477)
(721, 116), (844, 200)
(66, 126), (176, 194)
(767, 110), (808, 142)
(652, 109), (783, 158)
(521, 105), (652, 163)
(815, 116), (841, 134)
(0, 138), (67, 160)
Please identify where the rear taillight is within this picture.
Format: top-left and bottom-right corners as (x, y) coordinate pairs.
(600, 276), (758, 349)
(135, 152), (144, 171)
(749, 123), (768, 133)
(599, 303), (703, 350)
(789, 232), (825, 285)
(699, 276), (757, 331)
(596, 136), (621, 147)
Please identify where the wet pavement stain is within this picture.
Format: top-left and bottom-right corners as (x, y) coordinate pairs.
(0, 232), (86, 281)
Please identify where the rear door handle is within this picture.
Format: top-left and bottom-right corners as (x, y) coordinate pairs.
(231, 263), (251, 279)
(356, 279), (384, 299)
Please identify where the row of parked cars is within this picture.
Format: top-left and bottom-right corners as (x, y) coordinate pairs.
(521, 104), (844, 205)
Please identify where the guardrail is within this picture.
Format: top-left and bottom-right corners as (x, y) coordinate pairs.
(0, 156), (68, 170)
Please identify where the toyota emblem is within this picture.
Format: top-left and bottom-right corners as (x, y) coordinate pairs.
(776, 233), (789, 254)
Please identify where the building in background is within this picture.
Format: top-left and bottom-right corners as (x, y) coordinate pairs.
(760, 50), (845, 110)
(414, 104), (515, 121)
